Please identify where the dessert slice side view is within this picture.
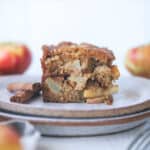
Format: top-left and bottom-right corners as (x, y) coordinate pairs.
(41, 42), (120, 104)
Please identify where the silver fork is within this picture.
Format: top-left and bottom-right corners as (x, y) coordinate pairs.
(128, 121), (150, 150)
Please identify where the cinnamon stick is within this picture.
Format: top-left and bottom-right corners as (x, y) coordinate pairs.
(8, 82), (41, 103)
(10, 91), (34, 103)
(7, 82), (41, 93)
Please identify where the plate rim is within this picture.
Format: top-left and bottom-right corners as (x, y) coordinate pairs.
(0, 109), (149, 126)
(0, 99), (149, 118)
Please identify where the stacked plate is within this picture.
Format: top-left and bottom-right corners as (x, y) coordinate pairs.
(0, 75), (150, 136)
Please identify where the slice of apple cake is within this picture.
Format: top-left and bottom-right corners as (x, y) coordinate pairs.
(41, 42), (120, 104)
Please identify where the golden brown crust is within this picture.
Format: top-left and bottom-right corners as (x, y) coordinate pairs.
(42, 41), (115, 63)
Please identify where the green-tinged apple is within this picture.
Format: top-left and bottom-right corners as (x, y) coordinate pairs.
(0, 125), (22, 150)
(125, 44), (150, 78)
(0, 42), (31, 74)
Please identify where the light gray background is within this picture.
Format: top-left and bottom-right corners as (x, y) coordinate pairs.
(0, 0), (148, 76)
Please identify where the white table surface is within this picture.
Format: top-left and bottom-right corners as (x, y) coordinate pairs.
(37, 124), (144, 150)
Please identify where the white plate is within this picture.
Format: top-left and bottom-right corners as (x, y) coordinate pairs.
(0, 109), (149, 136)
(0, 75), (150, 118)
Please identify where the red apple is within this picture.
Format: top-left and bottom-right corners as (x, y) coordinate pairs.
(0, 42), (32, 74)
(0, 125), (22, 150)
(125, 44), (150, 78)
